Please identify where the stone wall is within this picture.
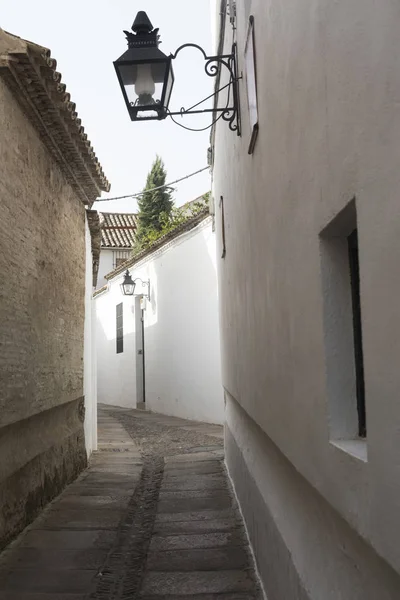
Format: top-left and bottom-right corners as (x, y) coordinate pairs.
(0, 77), (87, 549)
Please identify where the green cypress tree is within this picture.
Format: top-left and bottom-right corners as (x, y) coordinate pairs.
(135, 156), (173, 248)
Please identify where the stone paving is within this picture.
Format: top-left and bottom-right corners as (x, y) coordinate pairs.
(0, 406), (261, 599)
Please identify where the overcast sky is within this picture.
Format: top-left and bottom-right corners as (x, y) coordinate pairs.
(2, 1), (214, 212)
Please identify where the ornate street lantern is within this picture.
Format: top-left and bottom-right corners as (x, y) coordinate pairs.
(120, 270), (135, 295)
(114, 11), (241, 133)
(120, 270), (151, 300)
(114, 11), (174, 121)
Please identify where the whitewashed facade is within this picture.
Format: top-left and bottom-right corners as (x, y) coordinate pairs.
(97, 248), (132, 289)
(95, 215), (224, 425)
(211, 0), (400, 598)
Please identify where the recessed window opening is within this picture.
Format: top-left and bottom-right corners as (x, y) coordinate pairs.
(348, 229), (366, 437)
(219, 196), (226, 258)
(320, 199), (366, 441)
(113, 251), (130, 269)
(116, 303), (123, 354)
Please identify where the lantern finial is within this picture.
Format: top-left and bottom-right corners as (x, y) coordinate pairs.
(132, 11), (154, 34)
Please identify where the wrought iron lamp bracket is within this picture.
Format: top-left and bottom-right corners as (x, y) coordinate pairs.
(133, 278), (151, 301)
(168, 42), (241, 135)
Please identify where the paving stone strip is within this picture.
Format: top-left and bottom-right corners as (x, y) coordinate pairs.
(0, 409), (142, 599)
(0, 407), (261, 599)
(112, 409), (262, 600)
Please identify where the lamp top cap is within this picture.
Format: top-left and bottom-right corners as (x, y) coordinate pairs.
(132, 11), (154, 34)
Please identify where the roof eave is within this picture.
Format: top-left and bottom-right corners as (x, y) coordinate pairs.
(86, 210), (101, 287)
(0, 29), (110, 206)
(104, 209), (210, 281)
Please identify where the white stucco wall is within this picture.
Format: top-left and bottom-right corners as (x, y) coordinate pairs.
(95, 218), (224, 424)
(212, 0), (400, 596)
(97, 249), (114, 289)
(83, 214), (97, 456)
(95, 284), (137, 410)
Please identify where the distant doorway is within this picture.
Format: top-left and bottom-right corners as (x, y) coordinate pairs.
(135, 296), (146, 407)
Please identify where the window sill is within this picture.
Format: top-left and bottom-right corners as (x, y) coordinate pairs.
(330, 439), (368, 462)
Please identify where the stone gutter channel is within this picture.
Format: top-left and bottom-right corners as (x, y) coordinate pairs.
(0, 406), (262, 599)
(89, 457), (164, 599)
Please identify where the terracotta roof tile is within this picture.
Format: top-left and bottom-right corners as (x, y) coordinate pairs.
(105, 209), (210, 281)
(99, 212), (137, 248)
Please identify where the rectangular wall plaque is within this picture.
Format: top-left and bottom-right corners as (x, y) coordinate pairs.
(245, 15), (259, 154)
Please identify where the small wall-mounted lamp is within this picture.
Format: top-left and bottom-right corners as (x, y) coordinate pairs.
(121, 270), (150, 300)
(114, 11), (241, 134)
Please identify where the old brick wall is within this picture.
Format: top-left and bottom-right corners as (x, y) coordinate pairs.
(0, 78), (87, 549)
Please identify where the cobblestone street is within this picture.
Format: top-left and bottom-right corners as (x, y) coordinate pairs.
(0, 406), (261, 599)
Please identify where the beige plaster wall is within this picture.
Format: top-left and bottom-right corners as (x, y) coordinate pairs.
(212, 0), (400, 593)
(0, 78), (87, 549)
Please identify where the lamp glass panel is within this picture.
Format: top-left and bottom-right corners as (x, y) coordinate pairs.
(122, 282), (135, 295)
(163, 63), (174, 109)
(119, 61), (168, 113)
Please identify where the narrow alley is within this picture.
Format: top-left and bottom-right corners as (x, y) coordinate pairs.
(0, 407), (261, 599)
(4, 2), (400, 597)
